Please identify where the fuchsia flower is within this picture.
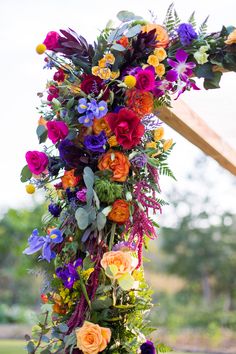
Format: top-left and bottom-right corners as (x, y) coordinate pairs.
(46, 121), (69, 144)
(25, 151), (48, 175)
(135, 66), (156, 91)
(53, 69), (65, 82)
(43, 31), (60, 50)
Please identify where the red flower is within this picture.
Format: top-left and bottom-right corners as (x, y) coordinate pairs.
(47, 85), (59, 102)
(106, 108), (144, 149)
(80, 74), (110, 100)
(53, 69), (65, 82)
(43, 31), (60, 50)
(46, 121), (69, 144)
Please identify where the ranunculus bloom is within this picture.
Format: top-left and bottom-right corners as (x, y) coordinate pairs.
(98, 151), (130, 182)
(43, 31), (60, 50)
(225, 29), (236, 45)
(93, 116), (112, 136)
(125, 89), (153, 118)
(135, 67), (156, 91)
(46, 121), (69, 144)
(76, 321), (111, 354)
(80, 74), (110, 100)
(108, 199), (130, 224)
(141, 24), (169, 48)
(25, 151), (49, 175)
(106, 108), (144, 149)
(61, 169), (80, 189)
(140, 340), (156, 354)
(101, 251), (134, 279)
(53, 69), (65, 82)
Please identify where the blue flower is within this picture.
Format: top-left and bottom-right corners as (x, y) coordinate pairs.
(48, 203), (62, 217)
(84, 131), (107, 153)
(56, 258), (83, 289)
(23, 229), (63, 262)
(177, 23), (198, 46)
(78, 98), (108, 127)
(140, 340), (156, 354)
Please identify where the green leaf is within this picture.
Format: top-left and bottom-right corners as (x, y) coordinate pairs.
(106, 264), (118, 277)
(111, 43), (127, 51)
(36, 125), (48, 144)
(32, 324), (42, 339)
(97, 212), (107, 231)
(58, 323), (69, 333)
(195, 63), (214, 79)
(83, 167), (94, 189)
(66, 129), (77, 140)
(117, 10), (136, 22)
(156, 343), (173, 353)
(26, 341), (35, 354)
(92, 296), (113, 310)
(20, 165), (32, 182)
(52, 98), (61, 107)
(66, 97), (75, 109)
(75, 208), (89, 230)
(64, 332), (76, 349)
(203, 72), (222, 89)
(93, 189), (100, 209)
(83, 255), (95, 270)
(40, 349), (51, 354)
(118, 273), (135, 290)
(126, 24), (141, 38)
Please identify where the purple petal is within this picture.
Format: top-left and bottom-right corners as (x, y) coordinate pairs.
(166, 70), (178, 82)
(186, 61), (196, 70)
(42, 242), (53, 262)
(176, 49), (189, 63)
(167, 58), (178, 68)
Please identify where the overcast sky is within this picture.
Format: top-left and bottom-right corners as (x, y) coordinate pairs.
(0, 0), (235, 213)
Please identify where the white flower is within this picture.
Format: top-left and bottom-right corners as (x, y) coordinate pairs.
(194, 51), (209, 65)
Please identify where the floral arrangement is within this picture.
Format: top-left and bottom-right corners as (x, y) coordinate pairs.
(21, 5), (236, 354)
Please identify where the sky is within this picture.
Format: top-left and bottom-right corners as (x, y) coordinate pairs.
(0, 0), (235, 213)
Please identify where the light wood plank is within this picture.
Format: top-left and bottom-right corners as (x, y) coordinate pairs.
(158, 99), (236, 176)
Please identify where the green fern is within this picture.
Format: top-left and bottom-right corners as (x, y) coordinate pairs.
(174, 10), (181, 27)
(156, 343), (173, 353)
(158, 162), (176, 180)
(163, 3), (175, 32)
(156, 198), (169, 206)
(188, 11), (197, 30)
(198, 15), (209, 37)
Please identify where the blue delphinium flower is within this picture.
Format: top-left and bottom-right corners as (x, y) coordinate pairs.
(23, 229), (63, 262)
(77, 98), (108, 127)
(177, 23), (198, 46)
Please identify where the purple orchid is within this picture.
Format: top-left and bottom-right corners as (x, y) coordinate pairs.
(56, 258), (83, 289)
(78, 98), (108, 127)
(23, 229), (63, 262)
(153, 79), (173, 98)
(166, 49), (196, 83)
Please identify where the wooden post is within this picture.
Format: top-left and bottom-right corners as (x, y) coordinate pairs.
(159, 99), (236, 176)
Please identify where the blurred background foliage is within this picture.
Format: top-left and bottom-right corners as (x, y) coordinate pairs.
(0, 156), (235, 347)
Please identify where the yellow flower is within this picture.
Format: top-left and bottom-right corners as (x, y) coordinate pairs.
(154, 47), (167, 61)
(82, 268), (94, 281)
(108, 135), (118, 147)
(225, 29), (236, 45)
(110, 70), (120, 80)
(92, 66), (100, 76)
(104, 53), (115, 64)
(154, 127), (164, 141)
(98, 57), (107, 68)
(25, 184), (35, 194)
(193, 51), (209, 65)
(163, 138), (173, 151)
(155, 63), (165, 77)
(36, 43), (46, 55)
(69, 84), (81, 94)
(146, 141), (157, 149)
(147, 54), (159, 67)
(124, 75), (136, 88)
(97, 67), (111, 80)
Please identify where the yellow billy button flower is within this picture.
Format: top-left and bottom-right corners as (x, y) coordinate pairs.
(91, 66), (100, 76)
(98, 57), (107, 68)
(146, 141), (157, 149)
(154, 127), (164, 141)
(98, 67), (111, 80)
(124, 75), (136, 88)
(155, 63), (165, 77)
(154, 47), (167, 61)
(163, 138), (173, 151)
(25, 184), (36, 194)
(104, 53), (115, 64)
(36, 43), (46, 55)
(108, 135), (118, 147)
(110, 70), (120, 80)
(147, 54), (159, 67)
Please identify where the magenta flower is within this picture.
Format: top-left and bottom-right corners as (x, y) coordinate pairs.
(25, 151), (49, 175)
(43, 31), (60, 50)
(135, 66), (156, 91)
(46, 121), (69, 144)
(166, 49), (196, 82)
(76, 188), (87, 202)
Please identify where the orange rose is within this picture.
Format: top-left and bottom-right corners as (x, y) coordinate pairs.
(101, 251), (134, 279)
(61, 169), (80, 189)
(98, 151), (130, 182)
(142, 24), (169, 48)
(225, 29), (236, 45)
(108, 199), (130, 224)
(93, 115), (112, 136)
(76, 321), (111, 354)
(125, 89), (153, 118)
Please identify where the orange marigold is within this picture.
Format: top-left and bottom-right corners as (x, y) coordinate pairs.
(98, 151), (130, 182)
(93, 115), (112, 136)
(125, 89), (154, 118)
(61, 169), (80, 189)
(108, 199), (130, 224)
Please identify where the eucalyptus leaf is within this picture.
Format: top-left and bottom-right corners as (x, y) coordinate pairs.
(83, 166), (94, 189)
(102, 206), (112, 216)
(93, 190), (100, 209)
(118, 273), (135, 290)
(97, 212), (107, 231)
(75, 208), (89, 230)
(111, 43), (127, 52)
(20, 165), (32, 182)
(117, 10), (136, 22)
(36, 125), (48, 144)
(126, 24), (141, 38)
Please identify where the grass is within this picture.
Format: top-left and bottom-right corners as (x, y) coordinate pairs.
(0, 340), (25, 354)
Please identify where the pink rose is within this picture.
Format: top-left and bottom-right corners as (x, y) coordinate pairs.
(46, 121), (69, 144)
(43, 31), (60, 50)
(135, 66), (156, 91)
(25, 151), (48, 175)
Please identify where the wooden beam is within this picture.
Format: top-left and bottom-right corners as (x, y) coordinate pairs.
(158, 99), (236, 176)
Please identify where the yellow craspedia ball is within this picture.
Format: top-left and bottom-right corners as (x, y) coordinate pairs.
(26, 184), (36, 194)
(36, 43), (47, 55)
(124, 75), (136, 88)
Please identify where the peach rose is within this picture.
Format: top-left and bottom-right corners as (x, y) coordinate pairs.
(101, 251), (134, 279)
(225, 29), (236, 45)
(93, 115), (112, 136)
(98, 151), (130, 182)
(142, 24), (169, 48)
(108, 199), (130, 224)
(76, 321), (111, 354)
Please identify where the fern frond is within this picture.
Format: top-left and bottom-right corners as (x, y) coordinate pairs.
(163, 3), (175, 32)
(188, 11), (197, 30)
(157, 343), (173, 353)
(174, 10), (181, 27)
(158, 162), (176, 180)
(198, 15), (209, 37)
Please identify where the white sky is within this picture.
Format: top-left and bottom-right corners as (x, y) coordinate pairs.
(0, 0), (235, 213)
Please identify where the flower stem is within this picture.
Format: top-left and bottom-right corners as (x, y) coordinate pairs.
(109, 223), (116, 251)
